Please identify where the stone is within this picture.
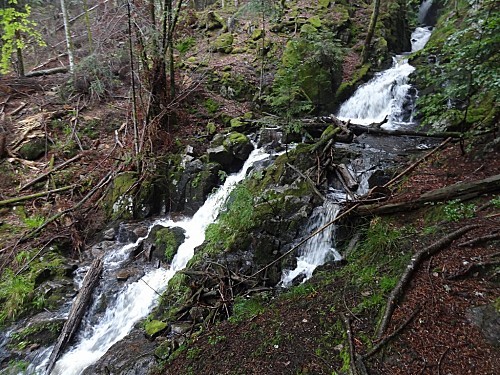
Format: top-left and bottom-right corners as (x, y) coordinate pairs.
(103, 228), (115, 240)
(18, 138), (46, 160)
(223, 132), (253, 161)
(207, 145), (235, 170)
(210, 33), (234, 53)
(116, 269), (131, 281)
(144, 320), (168, 338)
(466, 303), (500, 346)
(171, 322), (192, 335)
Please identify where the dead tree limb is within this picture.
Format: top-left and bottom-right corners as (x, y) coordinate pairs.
(376, 224), (480, 339)
(364, 306), (421, 358)
(19, 153), (84, 191)
(458, 232), (500, 247)
(341, 313), (368, 375)
(286, 162), (325, 202)
(45, 257), (103, 374)
(24, 66), (69, 77)
(347, 123), (461, 138)
(18, 171), (113, 242)
(357, 174), (500, 216)
(0, 185), (74, 207)
(382, 137), (452, 189)
(446, 259), (500, 280)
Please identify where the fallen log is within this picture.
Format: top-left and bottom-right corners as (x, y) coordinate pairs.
(45, 257), (103, 374)
(336, 163), (359, 190)
(346, 123), (462, 138)
(356, 174), (500, 216)
(25, 66), (69, 77)
(0, 185), (74, 207)
(376, 224), (480, 339)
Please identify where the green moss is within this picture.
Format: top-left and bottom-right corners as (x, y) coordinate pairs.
(144, 320), (168, 337)
(104, 171), (137, 220)
(251, 28), (263, 41)
(300, 23), (317, 34)
(155, 228), (181, 262)
(308, 16), (322, 28)
(210, 33), (234, 53)
(334, 63), (371, 106)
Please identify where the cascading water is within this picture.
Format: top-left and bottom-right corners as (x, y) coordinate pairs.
(282, 2), (434, 286)
(31, 147), (274, 375)
(337, 26), (432, 129)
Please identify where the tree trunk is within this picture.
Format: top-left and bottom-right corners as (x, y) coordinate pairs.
(15, 30), (24, 77)
(362, 0), (381, 63)
(59, 0), (75, 74)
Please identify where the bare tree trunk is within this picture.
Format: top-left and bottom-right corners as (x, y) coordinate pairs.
(60, 0), (75, 74)
(82, 0), (94, 52)
(362, 0), (380, 63)
(15, 30), (25, 77)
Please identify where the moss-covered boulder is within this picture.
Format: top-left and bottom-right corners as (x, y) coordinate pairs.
(144, 319), (168, 338)
(17, 138), (46, 160)
(152, 226), (186, 263)
(103, 172), (137, 220)
(210, 33), (234, 53)
(223, 132), (253, 162)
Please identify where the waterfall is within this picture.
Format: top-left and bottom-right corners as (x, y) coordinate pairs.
(281, 201), (341, 287)
(337, 27), (432, 129)
(282, 8), (434, 286)
(418, 0), (434, 24)
(31, 147), (273, 375)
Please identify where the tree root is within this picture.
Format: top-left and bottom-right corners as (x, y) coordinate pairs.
(376, 224), (480, 339)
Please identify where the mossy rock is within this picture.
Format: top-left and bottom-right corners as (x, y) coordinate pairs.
(144, 320), (168, 338)
(104, 171), (137, 220)
(154, 227), (186, 263)
(9, 319), (65, 350)
(251, 28), (264, 41)
(204, 11), (225, 30)
(206, 121), (217, 135)
(229, 117), (249, 132)
(223, 132), (252, 161)
(300, 24), (318, 35)
(18, 138), (46, 160)
(318, 0), (331, 8)
(210, 33), (234, 53)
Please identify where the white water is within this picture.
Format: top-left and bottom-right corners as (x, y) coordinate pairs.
(418, 0), (433, 24)
(281, 201), (341, 287)
(337, 26), (432, 129)
(32, 147), (273, 375)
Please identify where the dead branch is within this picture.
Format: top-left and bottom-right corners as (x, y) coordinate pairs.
(364, 307), (421, 358)
(24, 66), (69, 77)
(46, 257), (103, 375)
(0, 185), (74, 207)
(357, 174), (500, 216)
(446, 259), (500, 280)
(341, 313), (368, 375)
(382, 137), (452, 189)
(376, 224), (480, 339)
(458, 232), (500, 247)
(286, 162), (325, 202)
(55, 0), (110, 31)
(19, 153), (84, 191)
(18, 171), (113, 243)
(9, 102), (27, 116)
(347, 123), (461, 138)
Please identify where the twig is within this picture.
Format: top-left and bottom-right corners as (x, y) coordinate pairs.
(382, 137), (452, 189)
(364, 306), (421, 358)
(18, 172), (113, 243)
(458, 232), (500, 247)
(8, 102), (27, 116)
(15, 235), (67, 276)
(376, 224), (480, 339)
(446, 259), (500, 280)
(286, 162), (325, 202)
(0, 185), (74, 207)
(341, 313), (368, 375)
(19, 153), (84, 191)
(437, 347), (451, 375)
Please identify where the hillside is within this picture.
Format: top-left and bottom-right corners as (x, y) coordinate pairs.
(0, 1), (498, 374)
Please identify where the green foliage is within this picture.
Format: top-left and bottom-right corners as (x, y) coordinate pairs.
(203, 98), (220, 114)
(443, 199), (476, 222)
(0, 248), (65, 325)
(229, 296), (266, 323)
(415, 0), (499, 131)
(23, 214), (44, 229)
(490, 196), (500, 208)
(0, 0), (45, 73)
(265, 30), (343, 123)
(203, 184), (255, 254)
(175, 36), (195, 54)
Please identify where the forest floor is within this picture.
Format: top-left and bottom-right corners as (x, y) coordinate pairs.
(159, 140), (500, 375)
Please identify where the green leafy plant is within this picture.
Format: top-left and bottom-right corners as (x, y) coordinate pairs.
(490, 196), (500, 208)
(229, 296), (266, 323)
(443, 199), (476, 222)
(175, 36), (195, 54)
(203, 98), (221, 115)
(23, 214), (44, 229)
(0, 0), (45, 74)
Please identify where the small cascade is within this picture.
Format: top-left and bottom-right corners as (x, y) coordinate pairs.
(337, 26), (432, 129)
(32, 146), (274, 375)
(418, 0), (434, 24)
(281, 200), (341, 287)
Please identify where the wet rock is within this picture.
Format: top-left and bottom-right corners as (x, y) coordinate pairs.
(133, 225), (148, 238)
(208, 145), (236, 170)
(171, 322), (192, 335)
(144, 320), (168, 339)
(189, 306), (208, 323)
(466, 303), (500, 346)
(117, 223), (139, 243)
(90, 240), (115, 258)
(224, 132), (253, 162)
(103, 227), (115, 240)
(146, 225), (186, 263)
(81, 329), (157, 375)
